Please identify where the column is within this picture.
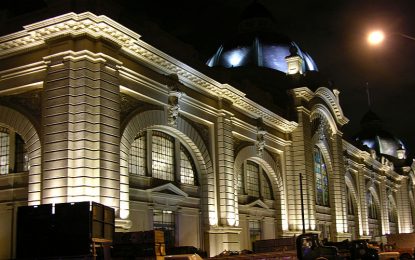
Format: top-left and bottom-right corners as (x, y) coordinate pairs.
(42, 52), (121, 212)
(396, 176), (413, 233)
(357, 165), (370, 238)
(330, 132), (350, 241)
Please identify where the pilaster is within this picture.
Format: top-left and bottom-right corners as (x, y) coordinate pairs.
(41, 52), (121, 213)
(396, 176), (413, 233)
(330, 132), (349, 240)
(357, 165), (369, 237)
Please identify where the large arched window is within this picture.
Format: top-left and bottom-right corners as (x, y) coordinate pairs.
(238, 160), (273, 200)
(314, 146), (329, 206)
(388, 197), (397, 223)
(128, 130), (197, 185)
(367, 191), (377, 219)
(0, 126), (28, 175)
(346, 185), (355, 215)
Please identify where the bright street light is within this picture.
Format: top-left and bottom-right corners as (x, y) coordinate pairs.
(367, 30), (385, 45)
(367, 30), (415, 46)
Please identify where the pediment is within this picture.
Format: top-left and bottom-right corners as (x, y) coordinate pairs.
(147, 183), (188, 198)
(245, 199), (269, 210)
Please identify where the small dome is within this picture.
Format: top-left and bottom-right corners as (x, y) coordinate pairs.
(206, 1), (318, 74)
(355, 110), (407, 159)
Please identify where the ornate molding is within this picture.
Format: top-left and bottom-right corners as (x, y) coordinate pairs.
(0, 12), (297, 133)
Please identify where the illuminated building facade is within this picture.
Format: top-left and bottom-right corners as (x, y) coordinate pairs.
(0, 10), (414, 259)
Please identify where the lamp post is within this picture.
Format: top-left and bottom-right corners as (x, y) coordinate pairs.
(367, 30), (415, 46)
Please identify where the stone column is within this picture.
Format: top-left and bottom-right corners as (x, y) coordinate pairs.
(216, 98), (236, 227)
(357, 165), (370, 238)
(42, 52), (121, 213)
(330, 132), (350, 241)
(206, 97), (240, 256)
(287, 107), (314, 233)
(379, 176), (389, 235)
(396, 176), (413, 233)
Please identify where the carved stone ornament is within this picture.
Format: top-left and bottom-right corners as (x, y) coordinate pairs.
(256, 118), (267, 157)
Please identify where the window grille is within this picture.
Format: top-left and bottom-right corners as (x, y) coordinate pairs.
(180, 145), (195, 185)
(153, 209), (175, 247)
(152, 131), (174, 181)
(249, 219), (261, 242)
(246, 161), (260, 197)
(0, 128), (9, 175)
(314, 146), (329, 206)
(129, 134), (146, 175)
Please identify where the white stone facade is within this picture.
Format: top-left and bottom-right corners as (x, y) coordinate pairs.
(0, 12), (414, 259)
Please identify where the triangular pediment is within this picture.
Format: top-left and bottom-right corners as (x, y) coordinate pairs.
(147, 183), (188, 198)
(245, 199), (269, 209)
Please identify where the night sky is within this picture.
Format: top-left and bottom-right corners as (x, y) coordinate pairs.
(129, 0), (415, 158)
(1, 0), (415, 158)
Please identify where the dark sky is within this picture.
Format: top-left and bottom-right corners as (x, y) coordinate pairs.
(129, 0), (415, 158)
(1, 0), (415, 158)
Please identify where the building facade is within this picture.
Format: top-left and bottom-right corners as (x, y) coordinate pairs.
(0, 12), (414, 259)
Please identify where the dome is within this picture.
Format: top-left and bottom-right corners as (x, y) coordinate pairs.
(206, 2), (318, 74)
(355, 110), (407, 159)
(206, 33), (318, 73)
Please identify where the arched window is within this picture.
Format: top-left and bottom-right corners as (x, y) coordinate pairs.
(346, 185), (355, 215)
(128, 130), (197, 185)
(238, 160), (273, 200)
(388, 197), (397, 223)
(367, 191), (377, 219)
(314, 146), (329, 206)
(0, 126), (28, 175)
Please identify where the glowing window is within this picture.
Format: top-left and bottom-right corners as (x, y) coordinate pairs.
(129, 133), (146, 175)
(249, 219), (261, 243)
(152, 131), (174, 181)
(180, 145), (195, 185)
(0, 128), (9, 175)
(314, 146), (330, 207)
(129, 131), (197, 185)
(246, 161), (260, 197)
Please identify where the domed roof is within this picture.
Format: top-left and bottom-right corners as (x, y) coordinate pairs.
(355, 110), (407, 159)
(206, 2), (318, 74)
(206, 33), (318, 73)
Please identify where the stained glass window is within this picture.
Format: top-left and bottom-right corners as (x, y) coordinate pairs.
(314, 146), (329, 206)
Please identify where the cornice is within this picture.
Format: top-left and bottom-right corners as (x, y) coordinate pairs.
(0, 12), (297, 133)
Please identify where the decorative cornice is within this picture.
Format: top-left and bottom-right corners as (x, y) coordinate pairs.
(0, 12), (297, 133)
(291, 87), (314, 101)
(314, 87), (349, 126)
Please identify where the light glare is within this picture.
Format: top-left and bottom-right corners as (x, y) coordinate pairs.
(368, 30), (385, 45)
